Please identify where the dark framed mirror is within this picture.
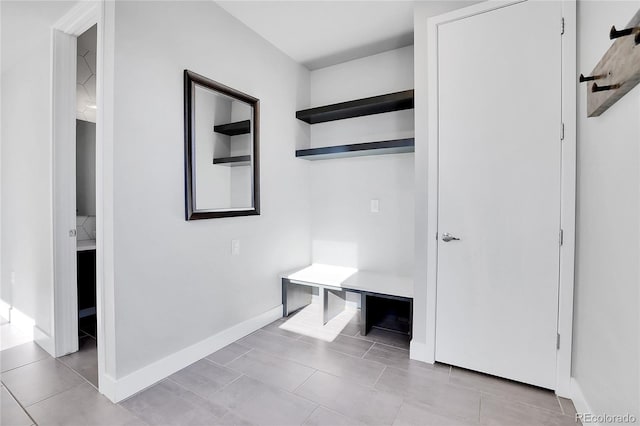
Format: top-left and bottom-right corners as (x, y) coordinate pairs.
(184, 70), (260, 220)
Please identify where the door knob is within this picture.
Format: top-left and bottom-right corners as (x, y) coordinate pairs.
(441, 233), (460, 242)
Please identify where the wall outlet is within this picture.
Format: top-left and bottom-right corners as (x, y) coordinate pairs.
(231, 239), (240, 256)
(10, 271), (15, 286)
(370, 199), (380, 213)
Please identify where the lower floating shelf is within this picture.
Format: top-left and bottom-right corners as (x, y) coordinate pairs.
(213, 155), (251, 166)
(296, 138), (414, 160)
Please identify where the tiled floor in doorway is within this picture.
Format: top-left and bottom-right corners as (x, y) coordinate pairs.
(59, 335), (99, 388)
(0, 309), (579, 425)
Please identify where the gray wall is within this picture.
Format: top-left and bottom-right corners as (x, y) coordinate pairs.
(1, 1), (75, 336)
(111, 1), (311, 378)
(309, 47), (415, 275)
(76, 120), (96, 216)
(573, 0), (639, 418)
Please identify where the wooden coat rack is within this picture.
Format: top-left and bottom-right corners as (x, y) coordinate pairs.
(580, 8), (640, 117)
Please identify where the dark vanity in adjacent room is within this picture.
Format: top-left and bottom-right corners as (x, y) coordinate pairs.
(76, 118), (98, 342)
(77, 241), (97, 337)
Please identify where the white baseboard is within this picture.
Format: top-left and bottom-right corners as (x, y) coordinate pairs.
(99, 372), (118, 401)
(571, 377), (599, 426)
(409, 340), (434, 364)
(34, 326), (56, 356)
(0, 299), (10, 319)
(101, 305), (282, 403)
(0, 301), (56, 357)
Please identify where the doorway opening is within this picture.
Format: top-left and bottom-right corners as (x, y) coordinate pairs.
(57, 24), (99, 388)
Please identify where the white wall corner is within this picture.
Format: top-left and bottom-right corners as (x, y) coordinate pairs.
(104, 305), (283, 403)
(571, 377), (601, 426)
(409, 339), (434, 364)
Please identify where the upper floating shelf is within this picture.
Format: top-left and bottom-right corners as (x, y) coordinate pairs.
(214, 120), (250, 136)
(296, 90), (414, 124)
(296, 138), (414, 161)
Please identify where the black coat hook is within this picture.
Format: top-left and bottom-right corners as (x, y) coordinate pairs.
(610, 25), (639, 40)
(579, 73), (602, 82)
(592, 82), (621, 92)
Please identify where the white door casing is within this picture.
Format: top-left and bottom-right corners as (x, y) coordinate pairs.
(434, 0), (562, 389)
(51, 0), (119, 401)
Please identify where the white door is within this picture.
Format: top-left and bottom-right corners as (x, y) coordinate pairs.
(435, 0), (562, 389)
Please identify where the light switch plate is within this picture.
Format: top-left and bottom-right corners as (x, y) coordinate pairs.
(231, 239), (240, 256)
(370, 199), (379, 213)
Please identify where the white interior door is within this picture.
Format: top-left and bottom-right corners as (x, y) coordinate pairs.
(435, 0), (562, 389)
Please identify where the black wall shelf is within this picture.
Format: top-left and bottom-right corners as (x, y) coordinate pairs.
(213, 155), (251, 166)
(213, 120), (251, 136)
(296, 139), (414, 160)
(296, 90), (414, 124)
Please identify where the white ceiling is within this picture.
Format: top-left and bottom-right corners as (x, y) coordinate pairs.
(216, 1), (480, 70)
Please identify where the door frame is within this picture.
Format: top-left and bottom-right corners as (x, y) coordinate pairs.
(51, 0), (117, 400)
(423, 0), (576, 396)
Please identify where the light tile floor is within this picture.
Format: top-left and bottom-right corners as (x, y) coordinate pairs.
(59, 335), (99, 388)
(0, 309), (580, 425)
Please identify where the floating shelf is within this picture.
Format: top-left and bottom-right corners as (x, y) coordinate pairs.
(213, 155), (251, 166)
(296, 139), (414, 160)
(213, 120), (251, 136)
(296, 90), (414, 124)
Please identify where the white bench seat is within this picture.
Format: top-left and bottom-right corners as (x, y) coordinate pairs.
(281, 264), (413, 337)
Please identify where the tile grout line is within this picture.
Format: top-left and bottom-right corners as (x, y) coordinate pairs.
(372, 365), (387, 388)
(227, 340), (323, 375)
(478, 390), (565, 417)
(388, 397), (405, 426)
(22, 381), (87, 409)
(56, 358), (98, 391)
(318, 404), (362, 425)
(0, 353), (51, 375)
(449, 369), (565, 414)
(156, 378), (230, 423)
(259, 326), (307, 342)
(163, 372), (246, 420)
(2, 382), (40, 426)
(556, 395), (566, 415)
(54, 356), (98, 391)
(298, 403), (321, 425)
(6, 358), (90, 409)
(375, 343), (410, 353)
(301, 336), (376, 360)
(205, 346), (253, 367)
(291, 369), (319, 394)
(360, 341), (376, 359)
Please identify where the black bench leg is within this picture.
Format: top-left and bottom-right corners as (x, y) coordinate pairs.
(361, 293), (373, 336)
(282, 278), (288, 317)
